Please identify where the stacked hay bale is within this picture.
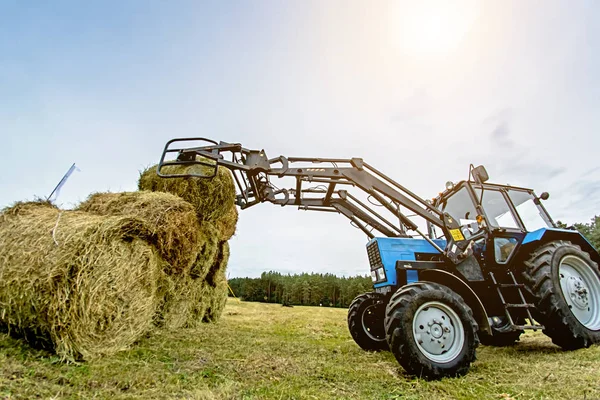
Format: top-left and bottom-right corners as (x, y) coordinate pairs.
(82, 162), (238, 329)
(0, 201), (162, 360)
(0, 163), (238, 360)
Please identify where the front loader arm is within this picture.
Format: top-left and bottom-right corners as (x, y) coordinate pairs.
(157, 138), (469, 264)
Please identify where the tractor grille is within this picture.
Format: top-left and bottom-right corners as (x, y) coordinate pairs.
(367, 241), (383, 270)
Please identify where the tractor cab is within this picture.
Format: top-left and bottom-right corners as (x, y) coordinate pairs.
(431, 168), (556, 268)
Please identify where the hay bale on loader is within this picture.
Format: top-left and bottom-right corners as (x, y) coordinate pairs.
(138, 163), (236, 222)
(0, 201), (162, 361)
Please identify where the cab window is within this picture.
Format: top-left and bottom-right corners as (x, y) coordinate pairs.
(480, 190), (519, 229)
(441, 187), (478, 224)
(508, 190), (551, 231)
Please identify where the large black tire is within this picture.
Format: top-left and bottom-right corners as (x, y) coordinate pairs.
(384, 282), (478, 379)
(523, 240), (600, 350)
(347, 292), (388, 351)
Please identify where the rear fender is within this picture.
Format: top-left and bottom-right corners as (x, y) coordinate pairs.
(419, 269), (491, 335)
(522, 228), (600, 264)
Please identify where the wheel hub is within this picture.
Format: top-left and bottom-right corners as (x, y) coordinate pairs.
(413, 301), (464, 363)
(431, 323), (443, 339)
(565, 276), (589, 309)
(362, 304), (385, 341)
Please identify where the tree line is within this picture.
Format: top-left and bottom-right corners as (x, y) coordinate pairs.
(228, 216), (600, 307)
(227, 272), (372, 308)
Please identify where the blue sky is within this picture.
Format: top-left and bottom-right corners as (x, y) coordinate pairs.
(1, 1), (599, 278)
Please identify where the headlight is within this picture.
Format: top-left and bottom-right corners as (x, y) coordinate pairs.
(377, 267), (386, 281)
(371, 270), (377, 282)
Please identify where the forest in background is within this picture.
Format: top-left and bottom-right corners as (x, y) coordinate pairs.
(228, 216), (600, 307)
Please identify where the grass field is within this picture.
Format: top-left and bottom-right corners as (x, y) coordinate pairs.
(1, 300), (599, 399)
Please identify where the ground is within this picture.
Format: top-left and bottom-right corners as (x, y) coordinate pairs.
(1, 300), (599, 400)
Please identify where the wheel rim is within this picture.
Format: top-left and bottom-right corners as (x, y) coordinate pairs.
(558, 255), (600, 330)
(362, 304), (385, 341)
(413, 301), (465, 363)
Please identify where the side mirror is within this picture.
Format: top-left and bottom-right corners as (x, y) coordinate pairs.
(540, 192), (550, 200)
(472, 165), (489, 184)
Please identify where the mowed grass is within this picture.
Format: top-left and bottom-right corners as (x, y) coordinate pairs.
(1, 300), (599, 400)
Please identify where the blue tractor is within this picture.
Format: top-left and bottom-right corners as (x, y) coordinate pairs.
(158, 139), (600, 379)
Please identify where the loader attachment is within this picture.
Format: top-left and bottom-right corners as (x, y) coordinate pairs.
(156, 137), (477, 264)
(157, 137), (221, 179)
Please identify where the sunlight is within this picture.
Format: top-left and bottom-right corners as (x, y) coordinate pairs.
(391, 0), (480, 57)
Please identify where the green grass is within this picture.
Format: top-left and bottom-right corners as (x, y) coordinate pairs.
(1, 300), (599, 399)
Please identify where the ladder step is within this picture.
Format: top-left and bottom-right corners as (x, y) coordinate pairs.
(498, 283), (525, 288)
(505, 303), (535, 308)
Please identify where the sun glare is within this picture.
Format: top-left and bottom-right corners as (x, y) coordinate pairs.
(391, 0), (480, 57)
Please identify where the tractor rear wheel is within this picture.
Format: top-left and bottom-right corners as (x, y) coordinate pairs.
(384, 282), (478, 379)
(523, 240), (600, 350)
(347, 292), (388, 351)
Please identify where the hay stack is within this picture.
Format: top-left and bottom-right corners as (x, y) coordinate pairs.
(77, 191), (201, 274)
(138, 163), (236, 222)
(135, 163), (237, 326)
(0, 160), (239, 359)
(0, 202), (162, 360)
(76, 188), (236, 330)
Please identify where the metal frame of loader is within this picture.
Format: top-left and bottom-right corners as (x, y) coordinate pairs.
(157, 138), (600, 379)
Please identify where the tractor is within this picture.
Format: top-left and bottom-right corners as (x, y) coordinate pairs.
(157, 138), (600, 379)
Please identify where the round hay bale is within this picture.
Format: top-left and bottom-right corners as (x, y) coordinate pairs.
(138, 162), (236, 222)
(215, 205), (238, 241)
(77, 191), (201, 274)
(0, 202), (162, 361)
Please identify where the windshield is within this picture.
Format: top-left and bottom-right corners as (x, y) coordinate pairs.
(480, 190), (519, 229)
(440, 186), (478, 223)
(507, 190), (551, 231)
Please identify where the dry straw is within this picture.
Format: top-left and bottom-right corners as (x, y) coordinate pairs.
(156, 226), (229, 329)
(215, 205), (238, 241)
(0, 201), (161, 361)
(77, 191), (201, 274)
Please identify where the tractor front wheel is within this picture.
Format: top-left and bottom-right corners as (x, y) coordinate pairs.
(523, 240), (600, 349)
(384, 282), (478, 379)
(347, 292), (388, 351)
